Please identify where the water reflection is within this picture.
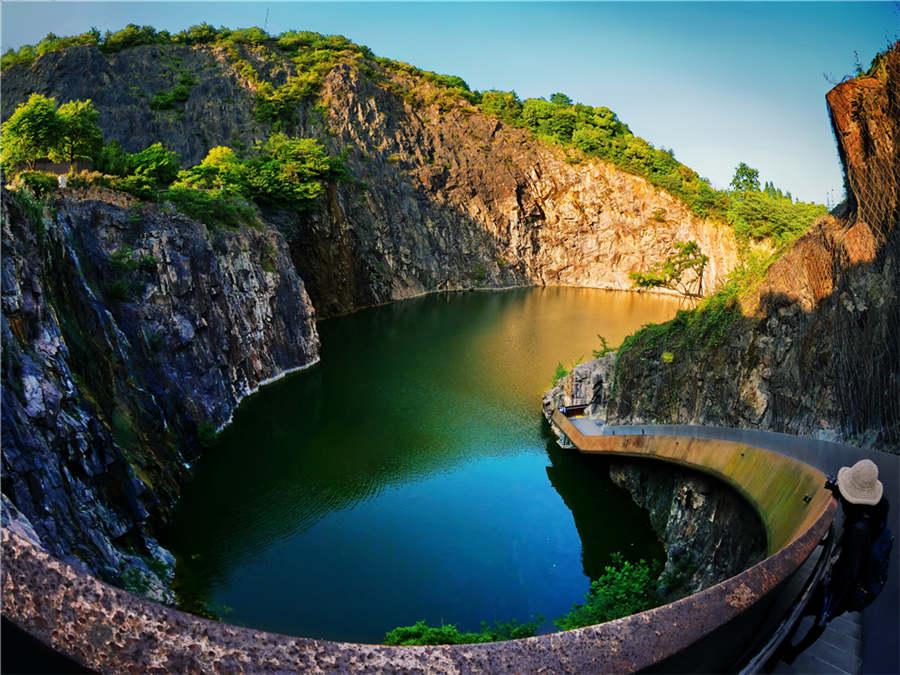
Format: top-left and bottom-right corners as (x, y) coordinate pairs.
(164, 288), (678, 641)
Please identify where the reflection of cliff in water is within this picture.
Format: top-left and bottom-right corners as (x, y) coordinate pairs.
(544, 434), (664, 580)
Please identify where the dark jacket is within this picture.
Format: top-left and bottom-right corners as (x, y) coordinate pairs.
(828, 496), (889, 616)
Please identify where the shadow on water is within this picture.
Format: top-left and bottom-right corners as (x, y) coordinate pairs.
(543, 430), (665, 580)
(163, 288), (678, 642)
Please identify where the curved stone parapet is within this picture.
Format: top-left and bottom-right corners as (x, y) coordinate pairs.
(1, 420), (836, 673)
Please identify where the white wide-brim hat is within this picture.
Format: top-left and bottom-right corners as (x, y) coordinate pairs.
(837, 459), (883, 505)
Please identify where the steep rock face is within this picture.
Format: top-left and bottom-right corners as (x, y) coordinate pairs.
(0, 38), (744, 588)
(1, 187), (319, 583)
(541, 361), (766, 593)
(608, 461), (765, 597)
(557, 45), (899, 451)
(307, 65), (739, 315)
(2, 46), (740, 318)
(616, 47), (899, 448)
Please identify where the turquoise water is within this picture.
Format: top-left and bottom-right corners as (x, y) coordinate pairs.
(164, 287), (680, 643)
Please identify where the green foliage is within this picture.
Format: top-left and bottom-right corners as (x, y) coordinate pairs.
(173, 134), (338, 211)
(2, 94), (103, 169)
(162, 187), (259, 229)
(384, 619), (539, 646)
(550, 92), (574, 106)
(730, 162), (761, 192)
(480, 90), (523, 125)
(478, 92), (728, 220)
(592, 335), (615, 359)
(120, 566), (151, 595)
(53, 99), (103, 164)
(471, 261), (487, 282)
(106, 278), (139, 302)
(95, 141), (131, 176)
(109, 246), (157, 274)
(1, 29), (100, 69)
(244, 134), (333, 206)
(172, 22), (224, 45)
(383, 553), (663, 645)
(99, 24), (169, 53)
(727, 190), (827, 246)
(554, 362), (569, 383)
(616, 252), (777, 367)
(555, 554), (662, 630)
(476, 96), (824, 243)
(1, 94), (64, 167)
(149, 72), (196, 110)
(630, 240), (709, 298)
(128, 142), (181, 185)
(10, 170), (58, 197)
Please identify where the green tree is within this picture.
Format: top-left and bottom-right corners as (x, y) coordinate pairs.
(52, 99), (103, 166)
(630, 240), (709, 298)
(730, 162), (760, 192)
(0, 93), (64, 167)
(243, 134), (333, 207)
(479, 90), (523, 125)
(128, 142), (181, 185)
(173, 145), (245, 192)
(550, 92), (573, 106)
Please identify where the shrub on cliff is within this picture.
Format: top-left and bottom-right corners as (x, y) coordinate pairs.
(555, 554), (662, 630)
(173, 134), (340, 211)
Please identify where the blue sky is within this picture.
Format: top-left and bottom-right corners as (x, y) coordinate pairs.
(2, 2), (896, 203)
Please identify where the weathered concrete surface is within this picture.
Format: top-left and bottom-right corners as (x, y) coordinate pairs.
(1, 427), (835, 673)
(581, 423), (900, 675)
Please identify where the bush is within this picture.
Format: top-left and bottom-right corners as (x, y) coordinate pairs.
(162, 187), (258, 229)
(555, 554), (662, 630)
(149, 72), (196, 110)
(480, 90), (523, 125)
(12, 170), (58, 197)
(554, 362), (569, 383)
(1, 29), (100, 70)
(727, 190), (827, 246)
(128, 142), (181, 185)
(384, 619), (539, 646)
(99, 24), (169, 53)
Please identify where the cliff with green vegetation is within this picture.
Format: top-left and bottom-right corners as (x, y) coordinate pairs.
(3, 24), (828, 319)
(0, 24), (833, 594)
(547, 43), (900, 452)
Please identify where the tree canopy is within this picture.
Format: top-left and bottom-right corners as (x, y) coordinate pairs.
(1, 94), (103, 168)
(1, 94), (65, 167)
(630, 240), (710, 298)
(730, 162), (761, 192)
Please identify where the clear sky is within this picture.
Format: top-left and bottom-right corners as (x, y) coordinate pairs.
(2, 2), (896, 203)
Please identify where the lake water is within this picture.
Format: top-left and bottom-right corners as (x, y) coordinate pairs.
(164, 287), (681, 642)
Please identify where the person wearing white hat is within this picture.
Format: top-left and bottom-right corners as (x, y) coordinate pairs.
(783, 459), (891, 662)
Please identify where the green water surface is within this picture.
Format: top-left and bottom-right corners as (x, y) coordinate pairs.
(165, 287), (680, 642)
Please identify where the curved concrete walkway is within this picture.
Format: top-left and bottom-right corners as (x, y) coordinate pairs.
(583, 422), (899, 675)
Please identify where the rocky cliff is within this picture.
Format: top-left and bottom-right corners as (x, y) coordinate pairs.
(1, 186), (318, 590)
(0, 36), (750, 584)
(1, 42), (739, 317)
(608, 461), (765, 597)
(548, 43), (900, 452)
